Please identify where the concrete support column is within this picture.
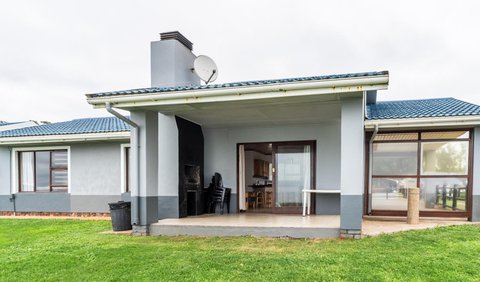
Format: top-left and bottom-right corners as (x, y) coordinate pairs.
(157, 113), (179, 219)
(130, 111), (159, 235)
(471, 127), (480, 222)
(339, 94), (365, 239)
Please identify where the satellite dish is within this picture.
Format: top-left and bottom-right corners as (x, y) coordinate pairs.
(193, 55), (218, 84)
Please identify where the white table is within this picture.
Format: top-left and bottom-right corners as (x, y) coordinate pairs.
(302, 189), (341, 216)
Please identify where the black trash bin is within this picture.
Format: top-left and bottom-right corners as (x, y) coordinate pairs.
(108, 201), (132, 231)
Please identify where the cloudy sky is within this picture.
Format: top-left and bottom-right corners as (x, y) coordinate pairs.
(1, 1), (479, 122)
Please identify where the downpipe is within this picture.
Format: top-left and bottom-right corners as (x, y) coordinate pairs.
(105, 102), (140, 226)
(9, 194), (16, 216)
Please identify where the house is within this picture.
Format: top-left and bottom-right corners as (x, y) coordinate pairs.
(0, 117), (131, 214)
(84, 31), (480, 237)
(0, 120), (39, 132)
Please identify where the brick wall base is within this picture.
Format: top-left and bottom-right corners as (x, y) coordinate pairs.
(0, 211), (111, 217)
(132, 225), (150, 236)
(340, 229), (362, 239)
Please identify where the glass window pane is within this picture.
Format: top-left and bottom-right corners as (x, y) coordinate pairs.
(20, 152), (35, 192)
(52, 170), (68, 186)
(421, 131), (469, 140)
(35, 151), (50, 192)
(372, 143), (418, 175)
(51, 151), (68, 167)
(275, 145), (310, 208)
(420, 178), (467, 211)
(421, 141), (468, 175)
(374, 133), (418, 141)
(372, 178), (417, 210)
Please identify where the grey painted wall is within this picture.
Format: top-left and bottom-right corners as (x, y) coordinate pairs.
(0, 147), (10, 196)
(71, 195), (121, 212)
(0, 140), (129, 213)
(340, 95), (365, 230)
(70, 142), (124, 195)
(151, 39), (200, 88)
(204, 121), (341, 214)
(131, 111), (160, 225)
(12, 193), (71, 212)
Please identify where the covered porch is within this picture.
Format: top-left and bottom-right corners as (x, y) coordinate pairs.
(150, 213), (472, 238)
(86, 71), (390, 237)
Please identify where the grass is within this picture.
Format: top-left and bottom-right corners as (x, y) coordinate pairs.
(1, 219), (480, 281)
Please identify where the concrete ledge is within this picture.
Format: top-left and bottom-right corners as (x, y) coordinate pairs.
(150, 224), (339, 238)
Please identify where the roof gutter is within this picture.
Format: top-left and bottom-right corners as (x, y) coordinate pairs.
(87, 75), (389, 109)
(365, 115), (480, 129)
(0, 132), (130, 145)
(105, 102), (140, 226)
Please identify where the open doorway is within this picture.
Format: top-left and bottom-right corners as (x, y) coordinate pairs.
(238, 141), (315, 214)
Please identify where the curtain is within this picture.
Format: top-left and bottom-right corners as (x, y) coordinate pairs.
(20, 152), (35, 192)
(303, 145), (311, 191)
(238, 145), (246, 210)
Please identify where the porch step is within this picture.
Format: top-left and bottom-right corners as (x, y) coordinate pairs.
(149, 214), (341, 238)
(149, 224), (340, 238)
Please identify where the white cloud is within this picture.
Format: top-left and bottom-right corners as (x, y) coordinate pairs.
(0, 0), (479, 121)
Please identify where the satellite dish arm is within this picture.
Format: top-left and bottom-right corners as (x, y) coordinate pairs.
(205, 69), (217, 85)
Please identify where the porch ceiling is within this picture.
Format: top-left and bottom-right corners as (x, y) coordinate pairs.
(140, 93), (342, 128)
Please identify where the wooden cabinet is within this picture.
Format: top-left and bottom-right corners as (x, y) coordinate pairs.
(253, 159), (270, 179)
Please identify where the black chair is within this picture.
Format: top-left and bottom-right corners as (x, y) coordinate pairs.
(207, 173), (231, 214)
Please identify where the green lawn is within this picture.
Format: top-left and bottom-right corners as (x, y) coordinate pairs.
(1, 219), (479, 281)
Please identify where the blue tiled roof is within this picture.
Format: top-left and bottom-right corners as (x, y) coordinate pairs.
(367, 98), (480, 120)
(0, 117), (130, 138)
(86, 71), (389, 98)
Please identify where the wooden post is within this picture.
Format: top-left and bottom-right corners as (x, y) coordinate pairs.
(407, 188), (420, 224)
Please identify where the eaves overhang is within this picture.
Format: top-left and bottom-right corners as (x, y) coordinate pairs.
(0, 131), (131, 145)
(86, 73), (389, 110)
(365, 115), (480, 130)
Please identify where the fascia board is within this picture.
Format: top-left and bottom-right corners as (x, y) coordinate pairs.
(365, 115), (480, 129)
(0, 132), (130, 145)
(87, 75), (389, 109)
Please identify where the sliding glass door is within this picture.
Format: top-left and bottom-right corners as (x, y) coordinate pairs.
(273, 142), (314, 214)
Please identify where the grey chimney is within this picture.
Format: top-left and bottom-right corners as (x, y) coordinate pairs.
(151, 31), (200, 88)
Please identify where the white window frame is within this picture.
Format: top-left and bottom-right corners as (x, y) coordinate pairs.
(120, 144), (131, 193)
(11, 146), (71, 194)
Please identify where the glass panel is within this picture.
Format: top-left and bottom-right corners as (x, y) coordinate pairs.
(51, 150), (68, 167)
(51, 170), (68, 186)
(126, 147), (131, 192)
(374, 132), (418, 141)
(420, 178), (467, 211)
(372, 143), (417, 175)
(275, 145), (311, 208)
(421, 131), (469, 140)
(35, 151), (50, 192)
(20, 152), (35, 192)
(371, 178), (417, 210)
(421, 141), (468, 175)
